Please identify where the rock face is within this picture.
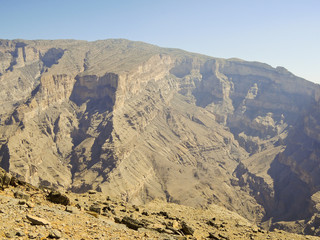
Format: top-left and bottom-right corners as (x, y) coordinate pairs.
(0, 39), (320, 232)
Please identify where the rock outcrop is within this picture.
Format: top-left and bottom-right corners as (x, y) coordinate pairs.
(0, 170), (318, 239)
(0, 39), (320, 235)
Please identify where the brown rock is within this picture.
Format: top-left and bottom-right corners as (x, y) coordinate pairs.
(208, 232), (220, 240)
(86, 211), (99, 218)
(48, 229), (62, 239)
(47, 190), (70, 205)
(121, 216), (144, 230)
(18, 200), (26, 205)
(26, 201), (35, 208)
(26, 214), (50, 225)
(65, 206), (80, 214)
(14, 191), (30, 200)
(0, 168), (12, 189)
(89, 203), (102, 214)
(181, 221), (194, 235)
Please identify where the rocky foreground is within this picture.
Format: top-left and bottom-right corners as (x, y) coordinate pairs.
(1, 168), (318, 240)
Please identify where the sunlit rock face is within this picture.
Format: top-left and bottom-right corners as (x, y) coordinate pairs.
(0, 39), (320, 229)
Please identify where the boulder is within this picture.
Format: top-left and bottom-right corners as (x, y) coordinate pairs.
(65, 206), (80, 214)
(208, 232), (220, 240)
(121, 216), (144, 230)
(89, 203), (102, 214)
(14, 190), (30, 200)
(48, 229), (62, 239)
(26, 201), (35, 208)
(26, 215), (50, 225)
(181, 221), (194, 235)
(47, 190), (70, 205)
(0, 167), (12, 189)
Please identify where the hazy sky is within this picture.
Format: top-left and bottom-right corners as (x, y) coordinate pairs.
(1, 0), (319, 83)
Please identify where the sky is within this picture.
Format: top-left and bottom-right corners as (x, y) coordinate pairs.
(1, 0), (319, 83)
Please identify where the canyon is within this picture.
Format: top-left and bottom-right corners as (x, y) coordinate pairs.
(0, 39), (320, 235)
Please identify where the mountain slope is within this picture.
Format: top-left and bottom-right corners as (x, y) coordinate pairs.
(0, 39), (320, 233)
(2, 168), (318, 239)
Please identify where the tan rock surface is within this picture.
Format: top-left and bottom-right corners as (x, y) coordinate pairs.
(0, 39), (320, 236)
(0, 173), (318, 239)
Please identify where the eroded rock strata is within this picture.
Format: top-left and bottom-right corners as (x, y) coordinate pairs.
(0, 39), (320, 234)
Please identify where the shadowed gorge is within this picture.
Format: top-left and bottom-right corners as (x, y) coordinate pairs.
(0, 39), (320, 236)
(41, 48), (65, 68)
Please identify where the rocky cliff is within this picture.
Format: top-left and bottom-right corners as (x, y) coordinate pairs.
(0, 39), (319, 234)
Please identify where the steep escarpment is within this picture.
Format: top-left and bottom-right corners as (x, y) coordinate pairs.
(268, 100), (320, 220)
(0, 39), (320, 235)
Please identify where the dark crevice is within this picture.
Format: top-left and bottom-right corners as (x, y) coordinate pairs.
(90, 118), (115, 170)
(70, 73), (118, 108)
(5, 42), (27, 72)
(192, 90), (222, 108)
(69, 72), (118, 179)
(31, 84), (40, 97)
(41, 48), (65, 68)
(22, 46), (26, 62)
(15, 42), (27, 48)
(5, 52), (18, 72)
(0, 144), (10, 172)
(69, 97), (116, 182)
(69, 113), (116, 192)
(233, 162), (275, 222)
(83, 51), (89, 71)
(267, 156), (313, 221)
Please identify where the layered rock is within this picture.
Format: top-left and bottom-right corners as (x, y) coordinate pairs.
(0, 39), (320, 233)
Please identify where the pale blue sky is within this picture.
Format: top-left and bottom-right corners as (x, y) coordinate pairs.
(1, 0), (319, 83)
